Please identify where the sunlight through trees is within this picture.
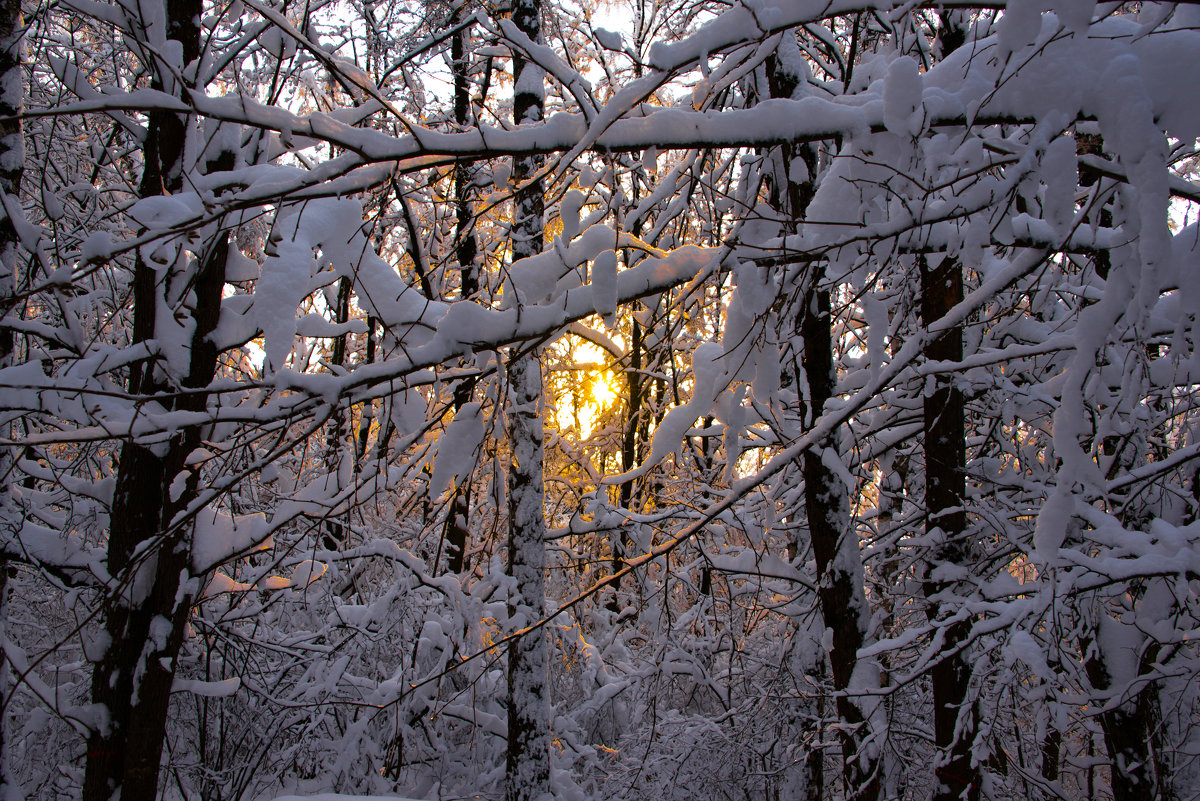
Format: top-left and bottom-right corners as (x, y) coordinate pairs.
(0, 1), (1198, 800)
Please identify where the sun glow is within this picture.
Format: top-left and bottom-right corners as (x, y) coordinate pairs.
(553, 341), (620, 439)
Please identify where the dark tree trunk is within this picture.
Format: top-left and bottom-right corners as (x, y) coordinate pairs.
(799, 276), (879, 801)
(804, 666), (826, 801)
(1085, 637), (1165, 801)
(322, 276), (352, 552)
(920, 19), (981, 800)
(610, 219), (644, 613)
(505, 1), (551, 800)
(766, 47), (879, 800)
(920, 254), (980, 801)
(85, 174), (232, 801)
(1075, 129), (1167, 801)
(0, 0), (20, 365)
(83, 3), (234, 797)
(0, 0), (21, 789)
(446, 8), (478, 575)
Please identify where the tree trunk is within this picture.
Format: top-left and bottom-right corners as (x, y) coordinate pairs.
(799, 276), (879, 801)
(611, 223), (644, 613)
(446, 8), (478, 575)
(83, 2), (233, 797)
(505, 1), (551, 799)
(1075, 129), (1167, 801)
(0, 0), (21, 789)
(323, 276), (352, 552)
(920, 18), (981, 801)
(505, 351), (551, 801)
(1084, 646), (1163, 801)
(921, 254), (980, 801)
(767, 47), (880, 800)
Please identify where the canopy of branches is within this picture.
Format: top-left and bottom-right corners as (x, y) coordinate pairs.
(1, 1), (1198, 800)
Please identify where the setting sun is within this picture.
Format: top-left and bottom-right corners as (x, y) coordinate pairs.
(553, 341), (620, 439)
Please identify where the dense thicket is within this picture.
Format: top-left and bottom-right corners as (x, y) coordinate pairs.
(1, 1), (1198, 800)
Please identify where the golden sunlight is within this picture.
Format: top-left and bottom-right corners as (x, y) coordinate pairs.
(553, 341), (620, 439)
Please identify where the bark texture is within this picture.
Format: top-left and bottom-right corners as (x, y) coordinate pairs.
(922, 18), (980, 801)
(767, 48), (880, 800)
(0, 0), (21, 789)
(446, 7), (478, 575)
(921, 254), (980, 801)
(83, 2), (232, 797)
(505, 1), (551, 799)
(799, 276), (879, 800)
(1085, 637), (1166, 801)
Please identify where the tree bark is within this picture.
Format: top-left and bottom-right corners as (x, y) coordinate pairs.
(505, 1), (551, 800)
(766, 47), (880, 800)
(610, 194), (646, 613)
(1085, 638), (1165, 801)
(323, 276), (352, 552)
(920, 17), (980, 801)
(920, 254), (980, 801)
(83, 2), (233, 797)
(0, 0), (21, 789)
(799, 275), (879, 801)
(446, 8), (478, 575)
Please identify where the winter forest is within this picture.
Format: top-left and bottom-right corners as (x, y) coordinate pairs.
(2, 0), (1200, 798)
